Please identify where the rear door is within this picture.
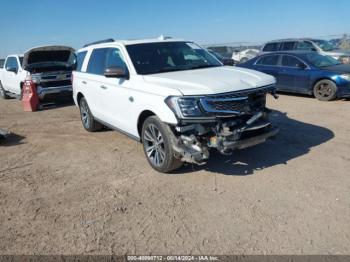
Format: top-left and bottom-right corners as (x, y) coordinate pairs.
(83, 48), (109, 120)
(279, 55), (310, 92)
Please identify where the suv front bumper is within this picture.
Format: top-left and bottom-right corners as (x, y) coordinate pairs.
(36, 85), (73, 99)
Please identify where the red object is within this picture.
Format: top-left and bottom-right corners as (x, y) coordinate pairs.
(22, 80), (39, 112)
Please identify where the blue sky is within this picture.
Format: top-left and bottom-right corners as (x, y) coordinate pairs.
(0, 0), (349, 57)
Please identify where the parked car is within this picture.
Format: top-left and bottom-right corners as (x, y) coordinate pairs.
(261, 38), (350, 64)
(208, 50), (236, 66)
(207, 45), (235, 58)
(73, 38), (278, 173)
(232, 48), (259, 64)
(0, 46), (75, 100)
(237, 51), (350, 101)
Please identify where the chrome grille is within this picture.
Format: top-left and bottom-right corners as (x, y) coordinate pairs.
(200, 85), (275, 114)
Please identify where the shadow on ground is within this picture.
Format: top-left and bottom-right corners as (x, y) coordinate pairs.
(38, 97), (75, 111)
(178, 110), (334, 176)
(0, 132), (26, 147)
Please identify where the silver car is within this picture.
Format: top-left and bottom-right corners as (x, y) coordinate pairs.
(261, 38), (350, 64)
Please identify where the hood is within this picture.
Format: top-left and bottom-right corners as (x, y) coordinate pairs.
(322, 64), (350, 73)
(22, 45), (75, 69)
(325, 49), (350, 57)
(143, 66), (275, 96)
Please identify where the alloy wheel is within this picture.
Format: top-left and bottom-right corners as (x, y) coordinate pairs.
(80, 101), (90, 128)
(315, 82), (332, 98)
(143, 124), (166, 167)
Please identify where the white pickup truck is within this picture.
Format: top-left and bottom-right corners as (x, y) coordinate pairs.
(73, 37), (279, 173)
(0, 46), (75, 100)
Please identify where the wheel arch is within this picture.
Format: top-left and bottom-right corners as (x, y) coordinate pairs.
(137, 110), (156, 138)
(76, 92), (84, 105)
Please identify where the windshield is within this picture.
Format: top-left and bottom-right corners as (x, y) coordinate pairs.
(313, 40), (337, 51)
(126, 41), (222, 75)
(305, 53), (342, 67)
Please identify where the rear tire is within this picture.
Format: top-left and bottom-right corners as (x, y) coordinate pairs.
(141, 116), (183, 173)
(0, 82), (10, 99)
(79, 97), (103, 132)
(313, 79), (337, 101)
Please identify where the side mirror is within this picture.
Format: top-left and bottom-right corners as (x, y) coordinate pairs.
(297, 62), (307, 69)
(6, 67), (17, 73)
(223, 58), (236, 66)
(104, 66), (129, 79)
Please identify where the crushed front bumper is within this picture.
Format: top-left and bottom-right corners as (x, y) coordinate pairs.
(221, 126), (279, 150)
(171, 111), (279, 165)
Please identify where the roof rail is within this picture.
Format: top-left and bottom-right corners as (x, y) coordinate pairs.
(83, 38), (114, 47)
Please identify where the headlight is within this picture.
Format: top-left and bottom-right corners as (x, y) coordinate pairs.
(340, 73), (350, 81)
(165, 96), (203, 118)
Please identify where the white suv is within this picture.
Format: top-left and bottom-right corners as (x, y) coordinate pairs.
(73, 37), (278, 173)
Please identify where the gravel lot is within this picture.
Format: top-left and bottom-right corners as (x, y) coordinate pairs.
(0, 94), (349, 255)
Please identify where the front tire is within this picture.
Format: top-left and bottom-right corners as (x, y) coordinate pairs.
(141, 116), (183, 173)
(313, 79), (337, 101)
(79, 97), (103, 132)
(0, 82), (10, 99)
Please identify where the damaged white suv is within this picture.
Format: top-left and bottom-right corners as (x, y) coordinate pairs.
(73, 37), (279, 172)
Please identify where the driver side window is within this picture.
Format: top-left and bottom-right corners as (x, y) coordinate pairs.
(105, 48), (128, 71)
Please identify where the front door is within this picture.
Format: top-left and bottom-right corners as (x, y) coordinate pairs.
(88, 47), (131, 132)
(3, 57), (20, 93)
(279, 55), (310, 93)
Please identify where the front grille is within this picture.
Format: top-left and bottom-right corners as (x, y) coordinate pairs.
(200, 85), (275, 114)
(39, 80), (71, 88)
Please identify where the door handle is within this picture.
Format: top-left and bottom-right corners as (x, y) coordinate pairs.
(100, 85), (108, 90)
(82, 81), (87, 84)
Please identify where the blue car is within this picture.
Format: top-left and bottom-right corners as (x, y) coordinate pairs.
(237, 51), (350, 101)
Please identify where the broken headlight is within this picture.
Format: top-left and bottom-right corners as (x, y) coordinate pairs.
(165, 96), (203, 118)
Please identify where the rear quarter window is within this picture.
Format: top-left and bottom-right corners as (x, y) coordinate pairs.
(0, 59), (4, 68)
(75, 51), (87, 72)
(262, 42), (281, 52)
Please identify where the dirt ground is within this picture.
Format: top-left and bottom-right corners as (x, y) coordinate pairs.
(0, 94), (349, 255)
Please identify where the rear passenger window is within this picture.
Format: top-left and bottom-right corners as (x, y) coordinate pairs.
(262, 42), (281, 52)
(256, 55), (279, 66)
(281, 41), (297, 51)
(86, 48), (109, 75)
(76, 51), (87, 72)
(281, 55), (302, 67)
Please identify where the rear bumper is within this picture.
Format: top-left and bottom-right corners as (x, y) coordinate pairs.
(36, 85), (72, 99)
